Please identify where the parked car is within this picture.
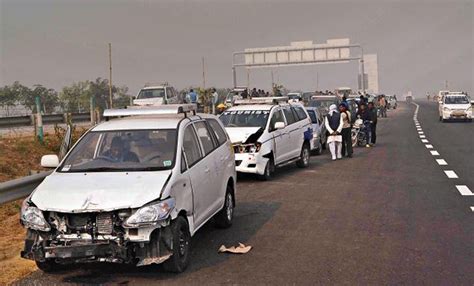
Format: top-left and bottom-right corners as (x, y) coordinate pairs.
(287, 92), (302, 103)
(305, 107), (327, 155)
(438, 92), (472, 122)
(133, 84), (180, 106)
(219, 99), (313, 180)
(308, 95), (339, 116)
(20, 104), (236, 273)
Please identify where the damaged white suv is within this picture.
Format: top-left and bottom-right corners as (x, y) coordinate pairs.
(20, 105), (236, 273)
(220, 99), (313, 180)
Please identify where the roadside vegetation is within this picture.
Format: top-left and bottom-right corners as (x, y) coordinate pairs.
(0, 128), (86, 285)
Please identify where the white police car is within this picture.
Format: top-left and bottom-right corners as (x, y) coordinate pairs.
(220, 98), (313, 180)
(20, 104), (236, 273)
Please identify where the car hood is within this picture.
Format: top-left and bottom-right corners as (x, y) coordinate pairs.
(225, 127), (262, 144)
(444, 103), (470, 109)
(31, 171), (171, 213)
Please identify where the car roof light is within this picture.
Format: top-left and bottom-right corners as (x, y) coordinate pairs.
(103, 104), (196, 118)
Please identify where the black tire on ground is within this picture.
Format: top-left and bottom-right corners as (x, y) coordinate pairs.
(163, 216), (191, 273)
(214, 185), (235, 229)
(442, 118), (446, 123)
(439, 116), (442, 122)
(36, 260), (63, 273)
(296, 143), (310, 168)
(321, 141), (327, 150)
(257, 158), (274, 181)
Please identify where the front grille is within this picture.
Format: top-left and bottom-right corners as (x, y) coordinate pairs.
(96, 213), (113, 234)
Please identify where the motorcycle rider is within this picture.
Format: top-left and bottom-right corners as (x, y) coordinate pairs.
(357, 103), (371, 147)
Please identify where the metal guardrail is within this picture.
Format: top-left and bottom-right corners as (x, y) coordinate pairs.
(0, 113), (91, 128)
(0, 171), (52, 204)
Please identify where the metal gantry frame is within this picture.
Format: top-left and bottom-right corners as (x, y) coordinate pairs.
(232, 44), (365, 93)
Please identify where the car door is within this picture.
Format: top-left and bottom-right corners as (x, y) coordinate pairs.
(268, 108), (288, 164)
(181, 123), (214, 228)
(282, 107), (300, 159)
(192, 121), (223, 223)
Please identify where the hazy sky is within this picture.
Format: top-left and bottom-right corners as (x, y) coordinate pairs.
(1, 0), (472, 96)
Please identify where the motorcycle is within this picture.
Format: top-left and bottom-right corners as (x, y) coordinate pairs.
(351, 118), (370, 147)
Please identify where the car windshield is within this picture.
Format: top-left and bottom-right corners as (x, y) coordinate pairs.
(445, 96), (469, 104)
(220, 110), (270, 128)
(60, 129), (177, 172)
(307, 110), (318, 124)
(137, 88), (165, 99)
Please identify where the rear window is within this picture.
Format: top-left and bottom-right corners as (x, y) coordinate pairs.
(307, 110), (318, 124)
(293, 106), (308, 121)
(207, 119), (227, 145)
(283, 108), (297, 125)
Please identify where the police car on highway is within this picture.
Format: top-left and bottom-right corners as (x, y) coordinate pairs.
(20, 104), (236, 273)
(219, 97), (313, 180)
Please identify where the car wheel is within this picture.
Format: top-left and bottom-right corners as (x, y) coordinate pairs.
(163, 216), (191, 273)
(442, 118), (446, 123)
(36, 260), (63, 273)
(439, 116), (442, 122)
(214, 186), (235, 228)
(296, 143), (310, 168)
(257, 158), (274, 181)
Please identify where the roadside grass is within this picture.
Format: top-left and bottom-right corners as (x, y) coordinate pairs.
(0, 128), (86, 285)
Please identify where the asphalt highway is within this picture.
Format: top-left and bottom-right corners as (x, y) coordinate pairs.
(16, 100), (473, 285)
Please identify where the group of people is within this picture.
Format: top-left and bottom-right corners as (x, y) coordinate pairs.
(241, 88), (271, 99)
(324, 96), (378, 161)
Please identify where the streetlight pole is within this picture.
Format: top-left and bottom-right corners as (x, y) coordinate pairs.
(108, 43), (113, 108)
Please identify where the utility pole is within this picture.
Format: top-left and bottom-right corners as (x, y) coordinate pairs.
(202, 57), (206, 89)
(108, 43), (113, 108)
(316, 71), (319, 91)
(35, 96), (43, 144)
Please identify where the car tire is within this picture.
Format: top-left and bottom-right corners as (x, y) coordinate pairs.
(214, 186), (235, 229)
(439, 116), (442, 122)
(36, 260), (63, 273)
(163, 216), (191, 273)
(257, 158), (274, 181)
(296, 143), (310, 168)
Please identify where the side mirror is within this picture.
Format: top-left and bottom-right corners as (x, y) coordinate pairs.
(41, 155), (59, 168)
(274, 122), (285, 130)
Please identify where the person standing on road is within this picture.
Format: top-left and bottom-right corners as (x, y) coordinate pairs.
(379, 95), (387, 118)
(368, 102), (378, 146)
(211, 88), (219, 114)
(324, 104), (344, 161)
(187, 89), (198, 104)
(339, 103), (353, 158)
(357, 103), (371, 147)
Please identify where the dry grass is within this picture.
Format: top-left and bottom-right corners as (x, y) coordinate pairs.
(0, 128), (87, 285)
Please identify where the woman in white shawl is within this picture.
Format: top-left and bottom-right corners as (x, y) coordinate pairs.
(324, 104), (344, 160)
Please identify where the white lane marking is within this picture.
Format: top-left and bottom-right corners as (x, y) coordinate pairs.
(418, 131), (424, 134)
(436, 159), (448, 165)
(419, 135), (426, 138)
(444, 170), (458, 179)
(471, 207), (474, 212)
(455, 185), (473, 196)
(430, 151), (440, 156)
(425, 144), (433, 149)
(421, 139), (429, 143)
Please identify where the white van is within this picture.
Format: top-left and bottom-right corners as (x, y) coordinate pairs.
(20, 105), (236, 273)
(220, 99), (313, 180)
(133, 84), (179, 106)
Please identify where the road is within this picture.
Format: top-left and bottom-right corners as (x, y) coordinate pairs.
(15, 100), (473, 285)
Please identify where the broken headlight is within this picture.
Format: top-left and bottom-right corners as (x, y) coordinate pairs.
(20, 200), (51, 232)
(123, 198), (175, 228)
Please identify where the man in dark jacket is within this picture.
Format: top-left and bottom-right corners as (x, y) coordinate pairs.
(368, 102), (378, 146)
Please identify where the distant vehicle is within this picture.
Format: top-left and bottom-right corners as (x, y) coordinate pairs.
(305, 107), (327, 155)
(308, 95), (339, 116)
(21, 104), (237, 273)
(133, 84), (179, 106)
(225, 87), (247, 106)
(220, 99), (313, 180)
(287, 92), (302, 103)
(438, 92), (472, 122)
(437, 90), (450, 102)
(345, 98), (360, 122)
(335, 87), (352, 99)
(301, 92), (315, 105)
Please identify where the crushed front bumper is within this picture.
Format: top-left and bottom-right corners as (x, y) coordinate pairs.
(234, 152), (268, 175)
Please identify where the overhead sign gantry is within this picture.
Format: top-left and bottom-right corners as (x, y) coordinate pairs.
(232, 39), (366, 93)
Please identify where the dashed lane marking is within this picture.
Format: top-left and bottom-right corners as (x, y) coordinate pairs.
(455, 185), (473, 196)
(436, 159), (448, 165)
(418, 131), (424, 134)
(420, 135), (426, 138)
(430, 151), (440, 156)
(425, 144), (433, 149)
(421, 139), (429, 143)
(444, 170), (458, 179)
(471, 207), (474, 212)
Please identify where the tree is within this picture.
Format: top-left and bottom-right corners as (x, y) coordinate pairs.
(59, 81), (91, 113)
(31, 85), (59, 113)
(89, 77), (117, 110)
(113, 86), (132, 108)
